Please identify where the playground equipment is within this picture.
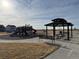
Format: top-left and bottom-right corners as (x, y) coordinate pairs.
(10, 25), (36, 38)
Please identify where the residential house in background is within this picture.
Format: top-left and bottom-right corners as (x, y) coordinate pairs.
(0, 25), (5, 32)
(6, 25), (16, 32)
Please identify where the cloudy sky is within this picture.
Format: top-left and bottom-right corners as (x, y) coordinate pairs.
(0, 0), (79, 29)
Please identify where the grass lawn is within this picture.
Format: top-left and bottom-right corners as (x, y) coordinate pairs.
(0, 43), (59, 59)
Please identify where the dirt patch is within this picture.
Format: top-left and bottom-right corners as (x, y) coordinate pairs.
(0, 32), (10, 35)
(0, 43), (58, 59)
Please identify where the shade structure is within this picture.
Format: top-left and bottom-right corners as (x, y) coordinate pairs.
(45, 18), (73, 27)
(45, 18), (73, 40)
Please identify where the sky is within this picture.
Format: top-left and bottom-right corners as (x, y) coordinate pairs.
(0, 0), (79, 29)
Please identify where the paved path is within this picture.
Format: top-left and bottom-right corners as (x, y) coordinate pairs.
(0, 37), (44, 43)
(44, 39), (79, 59)
(45, 47), (79, 59)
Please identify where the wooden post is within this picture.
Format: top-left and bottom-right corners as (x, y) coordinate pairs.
(71, 26), (73, 38)
(67, 25), (70, 40)
(53, 26), (55, 40)
(63, 25), (64, 34)
(46, 26), (48, 38)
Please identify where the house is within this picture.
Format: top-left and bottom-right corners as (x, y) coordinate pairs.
(6, 25), (16, 32)
(0, 25), (5, 32)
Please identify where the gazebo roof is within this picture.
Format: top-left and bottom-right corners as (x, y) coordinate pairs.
(52, 18), (67, 23)
(45, 18), (73, 27)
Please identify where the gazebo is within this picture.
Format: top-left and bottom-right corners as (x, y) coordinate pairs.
(45, 18), (73, 40)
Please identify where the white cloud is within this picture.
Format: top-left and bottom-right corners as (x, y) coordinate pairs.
(0, 0), (79, 29)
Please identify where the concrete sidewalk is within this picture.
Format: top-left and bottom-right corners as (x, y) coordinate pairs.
(45, 47), (79, 59)
(0, 37), (44, 43)
(44, 39), (79, 59)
